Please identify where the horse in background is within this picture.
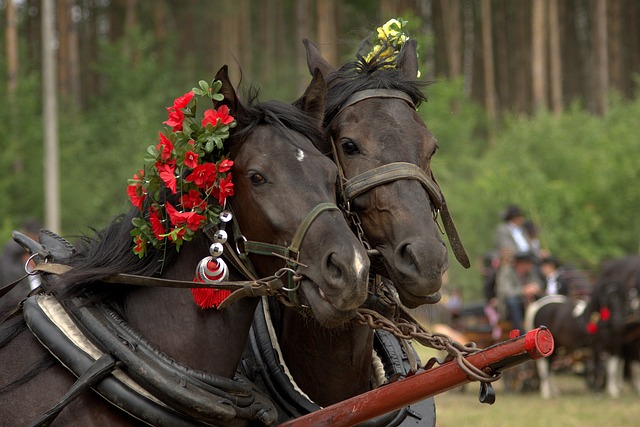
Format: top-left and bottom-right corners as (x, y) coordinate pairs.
(0, 66), (369, 426)
(526, 255), (640, 399)
(591, 255), (640, 397)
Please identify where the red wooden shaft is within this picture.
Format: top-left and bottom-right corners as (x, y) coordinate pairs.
(278, 327), (554, 427)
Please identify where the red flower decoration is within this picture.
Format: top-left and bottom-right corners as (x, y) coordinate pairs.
(168, 226), (186, 242)
(586, 322), (598, 335)
(163, 108), (185, 131)
(166, 203), (206, 231)
(127, 170), (146, 211)
(180, 189), (206, 210)
(149, 207), (166, 240)
(157, 132), (174, 161)
(185, 163), (217, 189)
(202, 105), (235, 127)
(157, 162), (177, 194)
(217, 158), (234, 173)
(172, 91), (194, 110)
(133, 235), (146, 255)
(184, 151), (199, 169)
(600, 307), (611, 321)
(214, 173), (234, 206)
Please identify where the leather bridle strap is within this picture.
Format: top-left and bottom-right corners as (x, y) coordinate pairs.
(342, 162), (469, 268)
(343, 162), (442, 209)
(334, 89), (415, 119)
(242, 202), (339, 263)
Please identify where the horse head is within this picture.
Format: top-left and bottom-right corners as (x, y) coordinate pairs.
(214, 66), (370, 327)
(303, 38), (468, 308)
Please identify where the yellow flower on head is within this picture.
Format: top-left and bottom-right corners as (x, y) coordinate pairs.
(365, 18), (419, 78)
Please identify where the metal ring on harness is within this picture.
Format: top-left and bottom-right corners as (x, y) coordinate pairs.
(25, 253), (42, 275)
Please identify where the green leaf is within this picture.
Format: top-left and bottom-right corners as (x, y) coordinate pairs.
(199, 80), (210, 93)
(192, 88), (205, 96)
(213, 93), (224, 101)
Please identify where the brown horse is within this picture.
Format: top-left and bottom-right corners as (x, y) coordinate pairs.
(0, 67), (369, 426)
(242, 37), (462, 425)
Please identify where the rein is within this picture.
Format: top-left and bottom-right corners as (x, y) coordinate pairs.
(330, 89), (470, 268)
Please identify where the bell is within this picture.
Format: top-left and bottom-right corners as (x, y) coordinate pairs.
(209, 242), (224, 258)
(213, 229), (228, 244)
(219, 211), (232, 223)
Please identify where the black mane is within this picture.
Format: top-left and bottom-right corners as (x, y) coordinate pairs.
(324, 42), (429, 128)
(56, 95), (325, 294)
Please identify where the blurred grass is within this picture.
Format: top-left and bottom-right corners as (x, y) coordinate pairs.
(435, 375), (640, 427)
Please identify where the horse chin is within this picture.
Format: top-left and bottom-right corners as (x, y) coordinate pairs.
(395, 285), (442, 309)
(298, 279), (358, 328)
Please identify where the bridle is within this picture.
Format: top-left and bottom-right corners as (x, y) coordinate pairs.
(218, 201), (341, 307)
(329, 89), (470, 268)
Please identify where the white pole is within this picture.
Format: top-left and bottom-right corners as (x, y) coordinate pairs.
(42, 0), (60, 233)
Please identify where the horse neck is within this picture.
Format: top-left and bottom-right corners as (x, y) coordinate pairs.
(278, 306), (373, 407)
(123, 236), (259, 379)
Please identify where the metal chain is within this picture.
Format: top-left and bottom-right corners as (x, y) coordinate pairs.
(355, 308), (500, 383)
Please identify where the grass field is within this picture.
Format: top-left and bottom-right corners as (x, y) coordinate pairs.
(434, 371), (640, 427)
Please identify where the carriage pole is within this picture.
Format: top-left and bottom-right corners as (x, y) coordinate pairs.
(278, 327), (554, 427)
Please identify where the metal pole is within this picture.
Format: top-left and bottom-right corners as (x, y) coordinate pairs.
(42, 0), (60, 233)
(279, 327), (554, 427)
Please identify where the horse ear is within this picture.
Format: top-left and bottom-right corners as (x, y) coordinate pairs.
(397, 39), (419, 80)
(213, 65), (243, 114)
(303, 38), (335, 78)
(294, 68), (326, 125)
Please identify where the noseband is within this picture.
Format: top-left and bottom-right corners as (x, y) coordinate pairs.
(225, 202), (340, 306)
(330, 89), (470, 268)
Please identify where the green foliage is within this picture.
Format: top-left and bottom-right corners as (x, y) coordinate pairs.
(435, 92), (640, 299)
(0, 71), (44, 243)
(58, 30), (177, 234)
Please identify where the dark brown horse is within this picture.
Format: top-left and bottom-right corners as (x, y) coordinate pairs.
(0, 67), (369, 426)
(242, 37), (462, 425)
(526, 258), (640, 399)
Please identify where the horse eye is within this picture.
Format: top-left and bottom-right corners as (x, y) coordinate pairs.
(249, 172), (266, 185)
(341, 138), (360, 155)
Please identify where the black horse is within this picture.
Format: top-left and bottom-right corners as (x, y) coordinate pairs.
(0, 66), (369, 426)
(526, 256), (640, 398)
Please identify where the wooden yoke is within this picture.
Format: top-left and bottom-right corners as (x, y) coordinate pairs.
(278, 327), (554, 427)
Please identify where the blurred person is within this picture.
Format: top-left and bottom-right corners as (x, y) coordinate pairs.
(495, 251), (543, 333)
(494, 204), (531, 255)
(540, 255), (569, 296)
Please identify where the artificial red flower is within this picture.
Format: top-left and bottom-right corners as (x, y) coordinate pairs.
(163, 108), (185, 131)
(180, 189), (206, 210)
(184, 151), (199, 169)
(586, 322), (598, 335)
(157, 162), (177, 193)
(201, 106), (235, 127)
(217, 158), (234, 173)
(148, 207), (166, 240)
(172, 91), (194, 110)
(165, 203), (206, 231)
(600, 307), (611, 321)
(133, 235), (146, 255)
(185, 163), (217, 188)
(157, 132), (174, 161)
(127, 170), (146, 211)
(168, 226), (186, 242)
(214, 173), (234, 205)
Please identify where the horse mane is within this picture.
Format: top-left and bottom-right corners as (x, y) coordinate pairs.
(323, 40), (430, 128)
(232, 91), (325, 155)
(54, 93), (325, 298)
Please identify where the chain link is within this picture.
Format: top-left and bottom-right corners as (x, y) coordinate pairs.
(355, 308), (500, 383)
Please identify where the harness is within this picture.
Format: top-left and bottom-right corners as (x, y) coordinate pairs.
(10, 200), (339, 426)
(329, 89), (470, 269)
